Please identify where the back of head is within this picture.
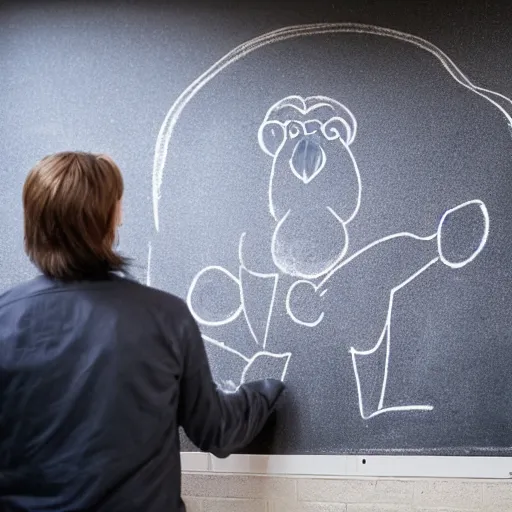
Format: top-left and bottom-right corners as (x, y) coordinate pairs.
(23, 151), (126, 281)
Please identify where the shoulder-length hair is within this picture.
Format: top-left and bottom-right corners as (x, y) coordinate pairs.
(23, 151), (127, 280)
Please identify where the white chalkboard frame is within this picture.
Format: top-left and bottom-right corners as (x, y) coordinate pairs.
(180, 453), (512, 478)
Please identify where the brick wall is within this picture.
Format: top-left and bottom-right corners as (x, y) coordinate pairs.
(182, 473), (512, 512)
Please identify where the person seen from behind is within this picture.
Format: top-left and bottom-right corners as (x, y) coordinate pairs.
(0, 152), (285, 512)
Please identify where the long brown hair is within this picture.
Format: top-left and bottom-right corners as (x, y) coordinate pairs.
(23, 151), (127, 280)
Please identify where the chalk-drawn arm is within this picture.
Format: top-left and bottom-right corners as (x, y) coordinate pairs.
(186, 255), (278, 349)
(178, 308), (284, 457)
(287, 200), (489, 419)
(286, 231), (439, 330)
(287, 199), (489, 329)
(320, 232), (438, 299)
(187, 266), (243, 328)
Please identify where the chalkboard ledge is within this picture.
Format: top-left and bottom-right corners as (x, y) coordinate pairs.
(180, 453), (512, 479)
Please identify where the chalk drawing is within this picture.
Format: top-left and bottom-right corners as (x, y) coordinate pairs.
(146, 241), (152, 286)
(203, 333), (291, 392)
(238, 232), (279, 349)
(260, 96), (359, 279)
(437, 200), (490, 269)
(285, 199), (489, 417)
(255, 93), (490, 416)
(258, 95), (360, 224)
(187, 265), (243, 327)
(151, 23), (505, 417)
(152, 23), (512, 230)
(186, 233), (289, 392)
(351, 258), (439, 419)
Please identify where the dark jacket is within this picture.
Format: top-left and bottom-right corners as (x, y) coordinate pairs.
(0, 275), (277, 511)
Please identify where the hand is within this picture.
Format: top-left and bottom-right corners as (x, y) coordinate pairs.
(244, 378), (285, 409)
(437, 199), (489, 269)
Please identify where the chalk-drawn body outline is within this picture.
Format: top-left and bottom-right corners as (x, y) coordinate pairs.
(149, 23), (510, 418)
(178, 92), (491, 417)
(257, 92), (490, 417)
(259, 95), (360, 279)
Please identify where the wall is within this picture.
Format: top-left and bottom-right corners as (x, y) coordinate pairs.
(182, 472), (512, 512)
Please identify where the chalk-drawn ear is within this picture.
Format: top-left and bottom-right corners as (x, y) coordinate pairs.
(258, 121), (286, 157)
(321, 117), (353, 144)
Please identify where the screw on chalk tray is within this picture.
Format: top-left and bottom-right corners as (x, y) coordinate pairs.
(362, 458), (367, 465)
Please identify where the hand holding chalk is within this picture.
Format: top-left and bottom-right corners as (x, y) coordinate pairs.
(244, 379), (285, 409)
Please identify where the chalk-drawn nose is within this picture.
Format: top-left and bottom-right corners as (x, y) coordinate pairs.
(290, 138), (326, 183)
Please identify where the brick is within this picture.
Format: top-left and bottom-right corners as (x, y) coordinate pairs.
(298, 479), (412, 504)
(202, 498), (266, 512)
(414, 480), (482, 509)
(183, 497), (202, 512)
(372, 481), (413, 503)
(271, 502), (347, 512)
(299, 479), (374, 503)
(347, 506), (410, 512)
(182, 473), (296, 500)
(483, 482), (512, 511)
(415, 509), (476, 512)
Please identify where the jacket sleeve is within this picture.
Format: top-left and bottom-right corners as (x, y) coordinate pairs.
(177, 308), (273, 458)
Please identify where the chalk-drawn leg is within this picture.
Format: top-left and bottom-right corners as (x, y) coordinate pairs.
(350, 259), (438, 419)
(187, 234), (291, 392)
(287, 199), (489, 418)
(355, 200), (489, 418)
(242, 351), (292, 384)
(238, 233), (279, 349)
(237, 233), (292, 384)
(203, 335), (249, 393)
(286, 231), (440, 417)
(336, 201), (491, 418)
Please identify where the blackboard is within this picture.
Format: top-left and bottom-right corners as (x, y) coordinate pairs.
(1, 0), (512, 456)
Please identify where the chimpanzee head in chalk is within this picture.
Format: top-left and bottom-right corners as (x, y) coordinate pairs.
(257, 95), (361, 279)
(258, 96), (357, 184)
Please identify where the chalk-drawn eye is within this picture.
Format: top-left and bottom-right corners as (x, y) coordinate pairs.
(288, 124), (301, 139)
(322, 117), (349, 142)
